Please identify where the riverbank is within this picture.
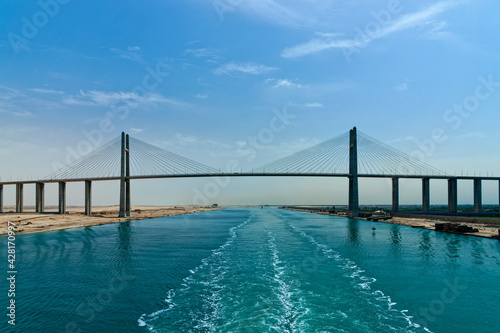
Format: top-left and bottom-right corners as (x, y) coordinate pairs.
(0, 205), (223, 236)
(282, 207), (500, 239)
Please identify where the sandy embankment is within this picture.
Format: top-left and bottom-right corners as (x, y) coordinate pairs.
(0, 205), (222, 236)
(283, 207), (500, 239)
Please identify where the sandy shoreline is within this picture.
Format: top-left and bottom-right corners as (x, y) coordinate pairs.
(0, 205), (223, 236)
(283, 207), (500, 239)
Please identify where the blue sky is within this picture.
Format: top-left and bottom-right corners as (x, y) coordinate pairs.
(1, 0), (500, 206)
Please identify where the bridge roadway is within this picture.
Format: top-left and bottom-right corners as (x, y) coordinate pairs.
(0, 172), (498, 215)
(2, 172), (500, 185)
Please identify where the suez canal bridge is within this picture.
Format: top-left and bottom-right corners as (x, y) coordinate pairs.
(0, 127), (498, 218)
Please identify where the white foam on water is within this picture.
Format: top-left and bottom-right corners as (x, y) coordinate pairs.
(266, 232), (310, 332)
(137, 317), (146, 327)
(286, 223), (433, 333)
(138, 214), (254, 331)
(138, 210), (435, 332)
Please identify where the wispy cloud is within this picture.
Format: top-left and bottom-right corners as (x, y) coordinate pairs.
(214, 62), (278, 75)
(184, 48), (222, 62)
(130, 128), (144, 133)
(0, 85), (23, 100)
(282, 38), (361, 58)
(457, 132), (486, 139)
(303, 102), (323, 108)
(63, 90), (189, 107)
(315, 32), (343, 38)
(282, 2), (454, 58)
(242, 1), (308, 27)
(289, 102), (324, 108)
(267, 78), (305, 88)
(0, 110), (35, 117)
(420, 20), (451, 40)
(48, 71), (71, 80)
(394, 82), (408, 91)
(110, 46), (144, 63)
(30, 88), (64, 94)
(394, 78), (412, 92)
(237, 0), (345, 29)
(0, 86), (35, 117)
(0, 86), (64, 116)
(63, 90), (137, 106)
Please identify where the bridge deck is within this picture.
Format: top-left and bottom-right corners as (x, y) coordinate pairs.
(1, 173), (499, 185)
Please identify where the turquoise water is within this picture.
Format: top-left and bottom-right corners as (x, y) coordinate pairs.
(1, 207), (499, 332)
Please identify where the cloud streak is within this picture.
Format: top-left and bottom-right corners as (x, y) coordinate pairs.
(30, 88), (64, 94)
(214, 62), (277, 75)
(63, 90), (189, 108)
(268, 78), (305, 89)
(282, 2), (454, 58)
(110, 46), (144, 64)
(0, 109), (35, 117)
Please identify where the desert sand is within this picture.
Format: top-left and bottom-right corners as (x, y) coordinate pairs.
(0, 205), (222, 236)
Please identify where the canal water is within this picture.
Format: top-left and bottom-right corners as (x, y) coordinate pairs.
(1, 207), (499, 332)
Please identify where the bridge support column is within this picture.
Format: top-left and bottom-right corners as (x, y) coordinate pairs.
(35, 182), (45, 213)
(422, 178), (430, 213)
(85, 180), (92, 216)
(59, 182), (66, 214)
(0, 184), (3, 213)
(392, 177), (399, 213)
(348, 127), (359, 218)
(448, 178), (457, 213)
(16, 184), (23, 213)
(125, 134), (131, 217)
(474, 178), (482, 213)
(119, 132), (127, 218)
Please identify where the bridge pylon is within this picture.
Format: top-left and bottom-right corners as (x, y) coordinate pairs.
(119, 132), (131, 217)
(348, 127), (359, 217)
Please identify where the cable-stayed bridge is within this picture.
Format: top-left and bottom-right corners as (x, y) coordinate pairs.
(0, 127), (497, 217)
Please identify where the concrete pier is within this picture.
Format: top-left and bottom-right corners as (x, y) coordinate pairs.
(16, 184), (23, 213)
(59, 182), (66, 214)
(448, 178), (458, 213)
(85, 180), (92, 216)
(392, 177), (399, 213)
(474, 178), (482, 213)
(348, 127), (359, 217)
(422, 178), (430, 213)
(0, 184), (3, 213)
(35, 182), (45, 213)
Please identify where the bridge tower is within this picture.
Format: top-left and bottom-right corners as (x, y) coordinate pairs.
(119, 132), (131, 217)
(348, 127), (359, 217)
